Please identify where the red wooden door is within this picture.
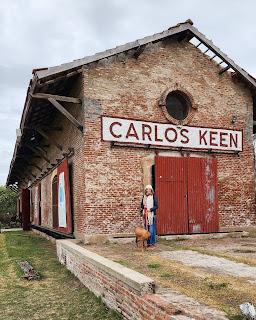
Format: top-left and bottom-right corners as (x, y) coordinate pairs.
(155, 156), (218, 235)
(156, 156), (188, 235)
(57, 159), (72, 234)
(21, 188), (30, 231)
(33, 183), (41, 225)
(187, 157), (219, 233)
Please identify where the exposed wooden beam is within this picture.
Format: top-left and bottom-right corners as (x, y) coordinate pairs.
(30, 93), (81, 104)
(23, 143), (51, 163)
(12, 169), (28, 182)
(37, 68), (82, 88)
(133, 45), (146, 59)
(219, 65), (230, 75)
(15, 164), (37, 179)
(40, 126), (62, 132)
(27, 127), (63, 151)
(26, 163), (42, 172)
(210, 54), (217, 61)
(16, 156), (42, 171)
(48, 98), (83, 132)
(33, 144), (48, 155)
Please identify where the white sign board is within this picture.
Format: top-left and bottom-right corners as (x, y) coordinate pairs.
(102, 116), (243, 152)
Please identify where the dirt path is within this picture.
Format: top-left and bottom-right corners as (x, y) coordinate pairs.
(157, 249), (256, 281)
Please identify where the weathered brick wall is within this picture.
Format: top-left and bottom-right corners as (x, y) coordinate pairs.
(30, 74), (85, 233)
(79, 38), (255, 236)
(29, 37), (255, 237)
(56, 240), (228, 320)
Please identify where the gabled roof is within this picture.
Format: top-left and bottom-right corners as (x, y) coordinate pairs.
(6, 20), (256, 187)
(34, 19), (256, 90)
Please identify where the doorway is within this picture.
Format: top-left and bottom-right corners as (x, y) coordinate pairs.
(52, 175), (58, 228)
(155, 156), (219, 235)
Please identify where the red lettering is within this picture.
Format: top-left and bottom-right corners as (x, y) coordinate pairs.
(142, 124), (152, 141)
(165, 128), (178, 143)
(180, 128), (189, 144)
(209, 131), (218, 147)
(230, 133), (238, 148)
(109, 122), (122, 138)
(199, 130), (208, 145)
(154, 125), (163, 142)
(220, 132), (228, 147)
(125, 123), (139, 140)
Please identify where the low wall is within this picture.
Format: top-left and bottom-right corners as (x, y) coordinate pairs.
(56, 240), (228, 320)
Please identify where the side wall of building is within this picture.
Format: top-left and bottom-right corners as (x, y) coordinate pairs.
(78, 38), (255, 236)
(30, 75), (85, 235)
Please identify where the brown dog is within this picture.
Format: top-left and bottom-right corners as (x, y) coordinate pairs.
(135, 227), (151, 251)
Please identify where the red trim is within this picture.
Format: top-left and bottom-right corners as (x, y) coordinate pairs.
(56, 158), (72, 234)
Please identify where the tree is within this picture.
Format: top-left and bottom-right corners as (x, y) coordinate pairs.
(0, 186), (18, 227)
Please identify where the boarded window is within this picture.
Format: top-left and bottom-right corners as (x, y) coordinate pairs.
(166, 91), (190, 120)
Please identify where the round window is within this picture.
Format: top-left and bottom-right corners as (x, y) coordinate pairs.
(166, 91), (190, 121)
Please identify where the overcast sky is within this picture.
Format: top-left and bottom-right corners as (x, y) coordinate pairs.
(1, 0), (256, 185)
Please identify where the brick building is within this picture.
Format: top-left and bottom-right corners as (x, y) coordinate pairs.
(6, 20), (256, 239)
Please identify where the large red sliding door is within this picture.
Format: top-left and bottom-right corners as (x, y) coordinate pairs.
(156, 157), (188, 234)
(187, 157), (218, 233)
(156, 156), (218, 235)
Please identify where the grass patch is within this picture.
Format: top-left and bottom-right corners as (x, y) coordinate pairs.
(0, 231), (121, 320)
(114, 259), (129, 267)
(147, 263), (161, 269)
(160, 272), (173, 279)
(205, 279), (229, 290)
(233, 249), (256, 254)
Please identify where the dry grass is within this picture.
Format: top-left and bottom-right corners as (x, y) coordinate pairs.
(0, 232), (121, 320)
(159, 238), (256, 267)
(86, 240), (256, 319)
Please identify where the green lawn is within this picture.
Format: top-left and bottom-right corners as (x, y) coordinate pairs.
(0, 231), (121, 320)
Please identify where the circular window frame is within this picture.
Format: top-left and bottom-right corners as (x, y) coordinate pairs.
(158, 86), (198, 125)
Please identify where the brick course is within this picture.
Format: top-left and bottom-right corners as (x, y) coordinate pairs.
(56, 239), (228, 320)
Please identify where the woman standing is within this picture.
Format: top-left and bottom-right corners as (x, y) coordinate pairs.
(141, 185), (158, 247)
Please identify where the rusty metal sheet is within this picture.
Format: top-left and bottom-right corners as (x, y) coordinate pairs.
(187, 157), (219, 233)
(156, 156), (188, 235)
(156, 156), (219, 235)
